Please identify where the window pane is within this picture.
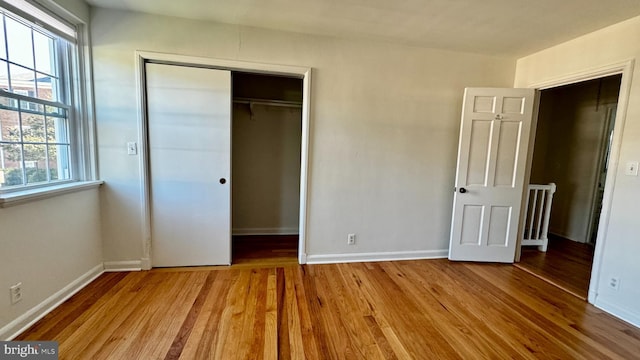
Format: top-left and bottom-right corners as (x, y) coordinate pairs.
(19, 99), (42, 112)
(21, 111), (46, 143)
(0, 107), (21, 142)
(45, 104), (65, 117)
(0, 143), (23, 187)
(33, 31), (54, 75)
(0, 17), (6, 60)
(48, 144), (69, 180)
(9, 63), (35, 94)
(36, 72), (57, 101)
(45, 116), (67, 143)
(5, 16), (33, 68)
(0, 60), (8, 91)
(24, 143), (46, 184)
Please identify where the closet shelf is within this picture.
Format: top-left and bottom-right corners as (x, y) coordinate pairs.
(233, 97), (302, 108)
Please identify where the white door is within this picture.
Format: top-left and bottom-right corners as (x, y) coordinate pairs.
(147, 63), (232, 266)
(449, 88), (537, 262)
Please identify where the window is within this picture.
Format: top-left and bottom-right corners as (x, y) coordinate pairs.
(0, 2), (81, 190)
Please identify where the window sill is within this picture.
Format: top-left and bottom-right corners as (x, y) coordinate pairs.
(0, 180), (104, 208)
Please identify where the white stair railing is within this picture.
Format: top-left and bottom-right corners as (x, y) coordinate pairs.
(522, 183), (557, 252)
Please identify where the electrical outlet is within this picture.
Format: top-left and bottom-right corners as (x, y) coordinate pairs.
(9, 282), (22, 304)
(347, 233), (356, 245)
(609, 277), (620, 291)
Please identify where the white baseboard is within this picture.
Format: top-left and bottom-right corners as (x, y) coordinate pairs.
(594, 298), (640, 329)
(141, 257), (151, 270)
(1, 264), (104, 341)
(306, 249), (448, 264)
(232, 227), (299, 236)
(103, 260), (142, 272)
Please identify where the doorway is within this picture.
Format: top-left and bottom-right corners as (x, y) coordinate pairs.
(231, 73), (303, 266)
(516, 75), (622, 299)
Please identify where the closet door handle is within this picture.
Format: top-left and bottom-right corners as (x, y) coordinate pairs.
(459, 187), (467, 193)
(219, 178), (227, 184)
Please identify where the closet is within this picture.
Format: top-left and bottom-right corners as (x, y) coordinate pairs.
(147, 64), (303, 267)
(231, 73), (303, 265)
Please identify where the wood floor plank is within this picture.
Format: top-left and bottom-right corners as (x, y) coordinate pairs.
(14, 260), (640, 359)
(350, 262), (461, 359)
(288, 266), (321, 360)
(96, 271), (206, 360)
(180, 269), (234, 359)
(303, 264), (345, 359)
(363, 315), (398, 360)
(333, 265), (388, 360)
(165, 271), (217, 360)
(442, 262), (594, 359)
(277, 267), (290, 360)
(213, 270), (251, 359)
(58, 272), (166, 358)
(240, 269), (268, 360)
(15, 272), (128, 341)
(465, 262), (640, 359)
(517, 235), (594, 299)
(383, 261), (526, 359)
(263, 269), (277, 360)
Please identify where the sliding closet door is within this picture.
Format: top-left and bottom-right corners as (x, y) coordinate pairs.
(147, 63), (231, 266)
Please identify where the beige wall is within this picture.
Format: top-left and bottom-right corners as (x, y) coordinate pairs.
(0, 0), (102, 340)
(232, 104), (302, 234)
(515, 15), (640, 327)
(40, 0), (90, 23)
(531, 77), (620, 243)
(91, 7), (516, 262)
(0, 190), (103, 338)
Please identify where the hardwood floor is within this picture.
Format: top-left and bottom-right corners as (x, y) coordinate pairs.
(16, 260), (640, 359)
(232, 235), (298, 267)
(516, 235), (595, 299)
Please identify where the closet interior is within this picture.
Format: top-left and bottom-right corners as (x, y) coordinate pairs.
(231, 72), (303, 265)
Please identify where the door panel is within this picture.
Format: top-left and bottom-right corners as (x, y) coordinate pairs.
(487, 206), (511, 246)
(494, 121), (521, 186)
(460, 205), (483, 245)
(147, 63), (232, 267)
(467, 120), (492, 185)
(449, 88), (537, 262)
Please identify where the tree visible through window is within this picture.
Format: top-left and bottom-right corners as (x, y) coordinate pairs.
(0, 6), (73, 189)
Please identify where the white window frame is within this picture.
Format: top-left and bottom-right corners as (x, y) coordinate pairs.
(0, 0), (98, 200)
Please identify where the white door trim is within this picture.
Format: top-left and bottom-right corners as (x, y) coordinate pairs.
(135, 51), (312, 267)
(522, 59), (635, 304)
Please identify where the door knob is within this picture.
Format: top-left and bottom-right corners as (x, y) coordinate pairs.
(219, 178), (226, 184)
(459, 187), (467, 193)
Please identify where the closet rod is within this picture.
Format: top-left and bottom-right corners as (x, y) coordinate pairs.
(233, 97), (302, 108)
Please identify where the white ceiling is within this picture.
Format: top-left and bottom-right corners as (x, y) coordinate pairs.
(84, 0), (640, 57)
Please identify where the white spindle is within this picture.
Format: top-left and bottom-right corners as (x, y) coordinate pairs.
(521, 183), (556, 252)
(528, 189), (538, 242)
(535, 191), (545, 241)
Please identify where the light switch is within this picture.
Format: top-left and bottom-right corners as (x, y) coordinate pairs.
(127, 142), (138, 155)
(625, 161), (639, 176)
